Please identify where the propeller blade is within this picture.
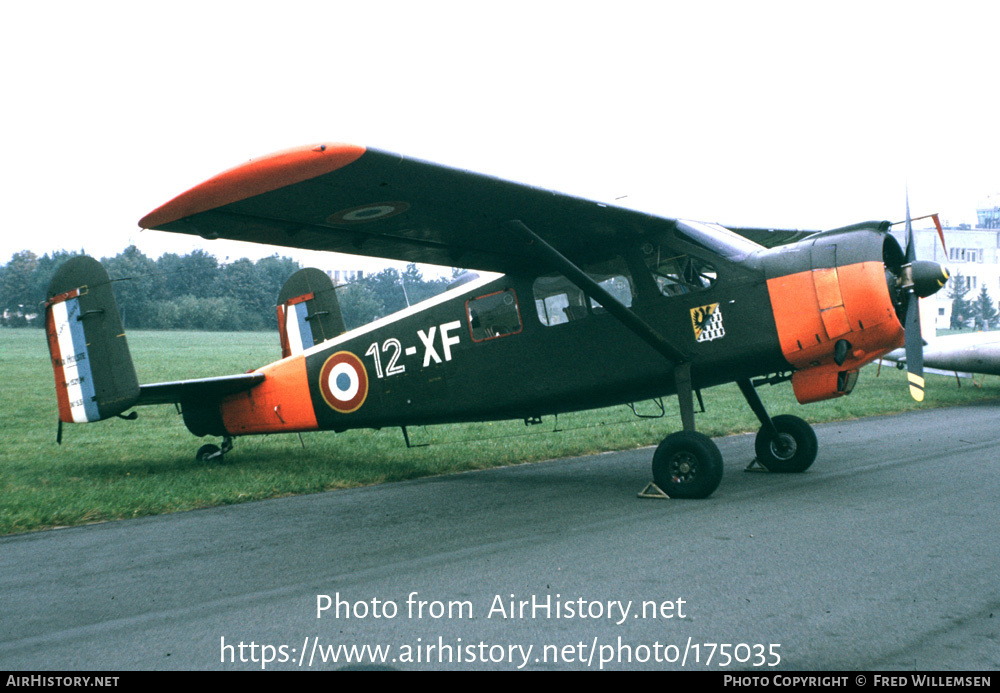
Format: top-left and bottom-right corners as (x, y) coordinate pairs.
(904, 190), (916, 264)
(903, 286), (924, 402)
(902, 188), (924, 401)
(900, 187), (931, 400)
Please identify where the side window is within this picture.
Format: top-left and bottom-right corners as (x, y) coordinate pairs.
(590, 273), (634, 314)
(534, 275), (586, 326)
(533, 257), (634, 326)
(641, 242), (717, 297)
(466, 289), (523, 341)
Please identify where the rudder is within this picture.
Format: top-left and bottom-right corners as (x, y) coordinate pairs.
(276, 267), (346, 358)
(45, 256), (139, 423)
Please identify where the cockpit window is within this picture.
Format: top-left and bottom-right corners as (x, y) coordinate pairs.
(642, 243), (717, 296)
(675, 220), (763, 261)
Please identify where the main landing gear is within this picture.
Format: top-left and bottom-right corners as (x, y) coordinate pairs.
(737, 379), (817, 474)
(752, 414), (817, 473)
(196, 435), (234, 462)
(651, 430), (724, 499)
(649, 378), (818, 498)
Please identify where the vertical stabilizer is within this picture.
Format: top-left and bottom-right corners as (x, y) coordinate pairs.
(276, 268), (346, 358)
(45, 256), (140, 423)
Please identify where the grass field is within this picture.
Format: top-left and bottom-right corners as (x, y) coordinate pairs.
(2, 328), (999, 536)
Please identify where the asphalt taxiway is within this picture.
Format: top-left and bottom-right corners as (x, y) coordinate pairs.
(1, 403), (997, 670)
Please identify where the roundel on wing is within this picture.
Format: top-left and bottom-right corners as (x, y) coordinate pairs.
(327, 201), (410, 224)
(319, 351), (369, 413)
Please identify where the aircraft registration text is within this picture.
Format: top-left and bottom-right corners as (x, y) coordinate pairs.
(365, 320), (462, 378)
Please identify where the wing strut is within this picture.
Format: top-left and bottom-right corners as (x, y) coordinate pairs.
(507, 220), (696, 431)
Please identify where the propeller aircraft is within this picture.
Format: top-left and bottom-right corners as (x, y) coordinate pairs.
(44, 143), (950, 499)
(888, 332), (1000, 379)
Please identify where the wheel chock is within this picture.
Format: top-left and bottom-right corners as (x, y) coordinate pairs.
(638, 482), (670, 499)
(744, 457), (769, 472)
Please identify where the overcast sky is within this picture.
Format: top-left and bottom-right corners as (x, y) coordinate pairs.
(3, 1), (998, 276)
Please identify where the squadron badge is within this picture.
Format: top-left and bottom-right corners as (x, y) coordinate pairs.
(691, 303), (725, 343)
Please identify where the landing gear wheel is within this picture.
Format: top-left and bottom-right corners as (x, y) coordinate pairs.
(754, 415), (817, 473)
(196, 436), (234, 462)
(196, 444), (222, 462)
(651, 431), (724, 499)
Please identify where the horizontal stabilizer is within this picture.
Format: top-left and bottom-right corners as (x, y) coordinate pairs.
(138, 373), (265, 406)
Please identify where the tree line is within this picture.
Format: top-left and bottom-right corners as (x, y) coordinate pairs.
(9, 246), (1000, 334)
(947, 273), (1000, 330)
(0, 247), (455, 332)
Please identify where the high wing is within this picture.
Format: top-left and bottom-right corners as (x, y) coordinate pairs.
(140, 143), (697, 273)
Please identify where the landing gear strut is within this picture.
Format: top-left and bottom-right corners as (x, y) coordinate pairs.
(196, 436), (234, 462)
(738, 379), (817, 473)
(649, 363), (724, 499)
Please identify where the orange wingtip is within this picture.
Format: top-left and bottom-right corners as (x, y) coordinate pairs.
(138, 142), (366, 229)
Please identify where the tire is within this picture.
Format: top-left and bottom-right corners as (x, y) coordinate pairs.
(196, 443), (222, 462)
(754, 415), (817, 473)
(651, 431), (724, 499)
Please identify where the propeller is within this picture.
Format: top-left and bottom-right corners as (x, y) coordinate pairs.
(897, 193), (950, 401)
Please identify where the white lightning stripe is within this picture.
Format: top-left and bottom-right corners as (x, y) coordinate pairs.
(302, 272), (500, 359)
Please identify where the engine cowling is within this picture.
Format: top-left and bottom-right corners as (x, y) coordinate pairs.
(763, 223), (908, 404)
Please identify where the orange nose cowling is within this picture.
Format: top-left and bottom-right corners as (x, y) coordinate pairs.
(767, 260), (904, 403)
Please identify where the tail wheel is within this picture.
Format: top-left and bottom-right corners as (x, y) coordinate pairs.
(196, 444), (222, 462)
(651, 431), (723, 499)
(754, 415), (817, 473)
(196, 436), (233, 462)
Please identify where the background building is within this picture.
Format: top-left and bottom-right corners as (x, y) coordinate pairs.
(977, 195), (1000, 229)
(899, 199), (1000, 331)
(327, 268), (365, 285)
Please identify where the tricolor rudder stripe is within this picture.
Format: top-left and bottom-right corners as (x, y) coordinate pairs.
(44, 255), (140, 425)
(319, 351), (369, 414)
(278, 293), (316, 357)
(275, 268), (346, 358)
(46, 289), (100, 423)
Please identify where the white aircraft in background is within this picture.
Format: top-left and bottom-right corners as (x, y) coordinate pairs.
(905, 332), (1000, 378)
(886, 299), (1000, 380)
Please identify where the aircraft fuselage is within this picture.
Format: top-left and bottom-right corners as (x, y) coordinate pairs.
(203, 224), (905, 438)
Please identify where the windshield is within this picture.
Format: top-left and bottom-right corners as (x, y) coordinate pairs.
(675, 220), (764, 260)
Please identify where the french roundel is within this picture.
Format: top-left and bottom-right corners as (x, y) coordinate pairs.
(319, 351), (369, 414)
(327, 201), (410, 224)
